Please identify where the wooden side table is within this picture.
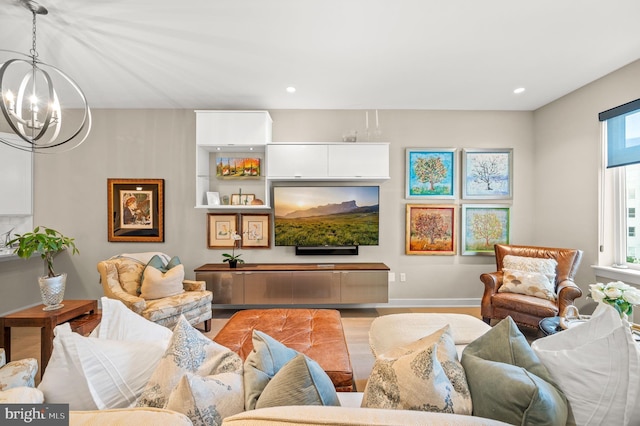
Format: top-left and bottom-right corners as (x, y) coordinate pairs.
(0, 299), (98, 377)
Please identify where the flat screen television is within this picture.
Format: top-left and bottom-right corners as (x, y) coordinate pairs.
(273, 185), (379, 248)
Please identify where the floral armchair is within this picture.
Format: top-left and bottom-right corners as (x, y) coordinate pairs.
(97, 252), (212, 332)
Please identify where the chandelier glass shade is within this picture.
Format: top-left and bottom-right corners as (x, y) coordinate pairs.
(0, 0), (91, 153)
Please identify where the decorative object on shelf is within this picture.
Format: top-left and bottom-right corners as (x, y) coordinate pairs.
(0, 0), (91, 153)
(216, 157), (260, 177)
(231, 193), (255, 205)
(222, 232), (244, 268)
(405, 204), (457, 255)
(342, 130), (357, 142)
(206, 191), (220, 206)
(207, 213), (239, 248)
(462, 148), (513, 199)
(8, 226), (79, 310)
(461, 204), (510, 255)
(589, 281), (640, 322)
(406, 148), (457, 199)
(107, 178), (164, 242)
(240, 214), (270, 248)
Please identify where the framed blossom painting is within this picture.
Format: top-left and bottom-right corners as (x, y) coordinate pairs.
(461, 204), (510, 255)
(405, 204), (457, 255)
(406, 148), (457, 199)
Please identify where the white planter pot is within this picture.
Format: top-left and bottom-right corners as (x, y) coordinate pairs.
(38, 273), (66, 311)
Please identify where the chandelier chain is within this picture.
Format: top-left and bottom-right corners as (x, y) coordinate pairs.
(30, 11), (38, 59)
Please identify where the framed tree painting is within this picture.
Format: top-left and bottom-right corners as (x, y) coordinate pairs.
(462, 148), (513, 199)
(461, 204), (510, 255)
(406, 148), (456, 199)
(240, 214), (270, 248)
(405, 204), (457, 255)
(107, 178), (164, 242)
(207, 213), (239, 248)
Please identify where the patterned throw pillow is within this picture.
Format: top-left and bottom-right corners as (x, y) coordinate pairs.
(502, 255), (557, 281)
(0, 357), (38, 390)
(136, 315), (244, 424)
(361, 325), (472, 415)
(499, 268), (557, 301)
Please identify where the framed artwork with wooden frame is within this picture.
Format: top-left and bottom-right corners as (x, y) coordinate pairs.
(462, 148), (513, 199)
(406, 148), (457, 199)
(461, 204), (510, 255)
(405, 204), (457, 255)
(207, 214), (239, 248)
(231, 193), (256, 206)
(107, 178), (164, 242)
(241, 214), (271, 248)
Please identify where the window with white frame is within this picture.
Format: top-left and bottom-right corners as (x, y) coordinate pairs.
(600, 99), (640, 270)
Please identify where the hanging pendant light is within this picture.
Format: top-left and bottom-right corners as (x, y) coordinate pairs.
(0, 0), (91, 153)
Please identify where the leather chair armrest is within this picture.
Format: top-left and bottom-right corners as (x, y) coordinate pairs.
(480, 272), (502, 294)
(182, 280), (206, 292)
(556, 279), (583, 314)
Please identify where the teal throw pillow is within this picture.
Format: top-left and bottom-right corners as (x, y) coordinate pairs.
(461, 317), (568, 426)
(256, 353), (340, 409)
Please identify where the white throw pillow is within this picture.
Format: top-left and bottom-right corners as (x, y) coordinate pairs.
(38, 323), (167, 410)
(502, 255), (557, 281)
(93, 297), (173, 342)
(531, 303), (640, 426)
(136, 315), (244, 410)
(499, 268), (557, 301)
(140, 264), (185, 300)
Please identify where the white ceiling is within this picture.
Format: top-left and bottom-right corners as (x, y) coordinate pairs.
(2, 0), (640, 111)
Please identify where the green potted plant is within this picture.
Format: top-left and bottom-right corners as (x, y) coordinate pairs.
(8, 226), (79, 310)
(222, 232), (244, 268)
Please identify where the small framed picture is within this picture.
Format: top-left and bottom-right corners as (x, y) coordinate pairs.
(107, 178), (164, 242)
(461, 204), (510, 255)
(206, 191), (220, 206)
(231, 193), (255, 206)
(462, 148), (513, 199)
(406, 148), (457, 199)
(207, 214), (239, 248)
(405, 204), (457, 255)
(241, 214), (270, 248)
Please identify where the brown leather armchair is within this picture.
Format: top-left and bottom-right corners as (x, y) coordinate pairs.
(480, 244), (583, 330)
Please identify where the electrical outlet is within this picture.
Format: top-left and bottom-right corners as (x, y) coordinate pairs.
(400, 273), (406, 282)
(388, 272), (395, 282)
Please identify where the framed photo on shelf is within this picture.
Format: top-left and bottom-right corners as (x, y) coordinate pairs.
(461, 204), (510, 255)
(231, 193), (255, 206)
(406, 148), (456, 199)
(207, 213), (239, 248)
(462, 148), (513, 199)
(107, 178), (164, 242)
(241, 214), (270, 248)
(405, 204), (457, 255)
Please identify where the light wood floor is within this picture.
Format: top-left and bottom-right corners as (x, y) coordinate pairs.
(10, 306), (480, 390)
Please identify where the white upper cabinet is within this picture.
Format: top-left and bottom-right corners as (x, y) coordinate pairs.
(266, 142), (390, 180)
(195, 111), (272, 209)
(0, 133), (32, 216)
(266, 144), (329, 178)
(196, 110), (272, 146)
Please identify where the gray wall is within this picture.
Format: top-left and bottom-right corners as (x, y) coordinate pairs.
(2, 59), (639, 314)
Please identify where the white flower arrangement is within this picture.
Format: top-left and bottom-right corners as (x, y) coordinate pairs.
(589, 281), (640, 318)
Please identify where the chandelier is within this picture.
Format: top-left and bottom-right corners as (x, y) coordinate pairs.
(0, 0), (91, 153)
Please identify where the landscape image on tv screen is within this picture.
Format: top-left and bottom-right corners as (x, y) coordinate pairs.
(273, 186), (379, 247)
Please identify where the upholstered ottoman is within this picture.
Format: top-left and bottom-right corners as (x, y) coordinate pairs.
(369, 313), (492, 358)
(214, 309), (354, 391)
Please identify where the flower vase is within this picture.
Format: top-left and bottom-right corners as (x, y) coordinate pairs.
(229, 260), (238, 269)
(38, 273), (66, 311)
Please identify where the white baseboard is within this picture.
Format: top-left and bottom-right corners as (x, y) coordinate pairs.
(386, 298), (481, 308)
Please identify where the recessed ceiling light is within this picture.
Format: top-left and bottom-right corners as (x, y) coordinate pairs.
(286, 86), (296, 93)
(514, 87), (526, 94)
